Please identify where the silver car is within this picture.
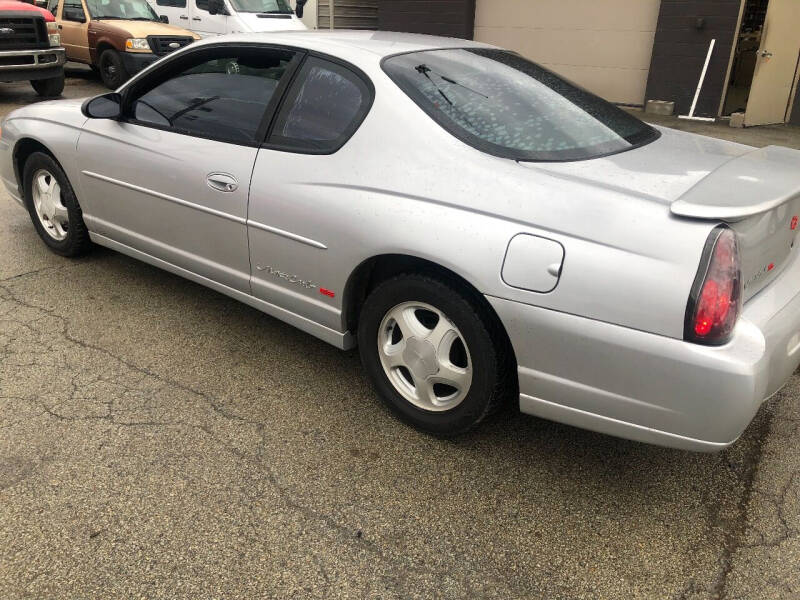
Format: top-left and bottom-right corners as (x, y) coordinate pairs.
(2, 31), (800, 452)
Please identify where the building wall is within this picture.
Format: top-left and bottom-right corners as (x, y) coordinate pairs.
(473, 0), (662, 105)
(317, 0), (378, 29)
(645, 0), (742, 117)
(377, 0), (475, 39)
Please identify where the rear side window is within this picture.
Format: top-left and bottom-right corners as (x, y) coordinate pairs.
(156, 0), (186, 6)
(130, 49), (296, 145)
(268, 57), (371, 153)
(382, 48), (659, 162)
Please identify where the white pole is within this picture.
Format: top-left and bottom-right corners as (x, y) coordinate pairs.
(679, 39), (716, 122)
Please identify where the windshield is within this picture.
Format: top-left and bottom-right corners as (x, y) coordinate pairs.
(382, 49), (659, 162)
(228, 0), (292, 13)
(86, 0), (158, 20)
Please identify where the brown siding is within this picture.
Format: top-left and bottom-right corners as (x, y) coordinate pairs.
(645, 0), (742, 117)
(317, 0), (378, 30)
(377, 0), (475, 40)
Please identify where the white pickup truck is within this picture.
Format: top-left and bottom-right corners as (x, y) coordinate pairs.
(147, 0), (306, 36)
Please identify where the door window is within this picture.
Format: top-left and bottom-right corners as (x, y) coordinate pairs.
(62, 0), (86, 20)
(269, 57), (372, 153)
(156, 0), (186, 5)
(195, 0), (209, 10)
(129, 48), (297, 145)
(46, 0), (59, 15)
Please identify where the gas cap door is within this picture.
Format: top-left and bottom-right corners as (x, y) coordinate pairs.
(502, 234), (564, 293)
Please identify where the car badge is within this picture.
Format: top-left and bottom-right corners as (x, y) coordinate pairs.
(168, 42), (180, 49)
(0, 28), (15, 35)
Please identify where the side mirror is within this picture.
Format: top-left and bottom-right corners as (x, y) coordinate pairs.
(295, 0), (306, 18)
(82, 93), (122, 119)
(62, 7), (86, 22)
(208, 0), (227, 15)
(159, 14), (169, 23)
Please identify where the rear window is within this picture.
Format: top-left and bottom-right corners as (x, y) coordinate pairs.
(382, 48), (659, 162)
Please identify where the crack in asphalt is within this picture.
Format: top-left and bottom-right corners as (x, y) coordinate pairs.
(0, 278), (503, 598)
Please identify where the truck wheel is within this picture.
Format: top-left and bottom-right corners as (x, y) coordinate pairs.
(98, 50), (129, 89)
(30, 73), (65, 97)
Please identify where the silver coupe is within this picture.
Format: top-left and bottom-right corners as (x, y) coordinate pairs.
(3, 31), (800, 451)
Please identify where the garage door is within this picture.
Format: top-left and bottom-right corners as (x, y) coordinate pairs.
(474, 0), (661, 105)
(317, 0), (378, 29)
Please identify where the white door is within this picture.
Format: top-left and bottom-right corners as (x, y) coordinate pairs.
(189, 0), (227, 35)
(149, 0), (188, 26)
(745, 0), (800, 126)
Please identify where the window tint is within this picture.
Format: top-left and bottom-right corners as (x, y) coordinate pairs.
(382, 49), (659, 162)
(195, 0), (208, 10)
(131, 49), (295, 145)
(269, 57), (370, 153)
(156, 0), (186, 7)
(63, 0), (86, 18)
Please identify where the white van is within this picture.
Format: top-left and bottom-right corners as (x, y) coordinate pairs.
(148, 0), (307, 37)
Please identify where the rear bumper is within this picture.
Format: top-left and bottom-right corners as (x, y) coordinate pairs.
(0, 48), (65, 81)
(488, 248), (800, 452)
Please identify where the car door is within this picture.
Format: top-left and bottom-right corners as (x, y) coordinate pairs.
(58, 0), (91, 63)
(150, 0), (187, 25)
(77, 45), (302, 293)
(247, 55), (373, 330)
(189, 0), (226, 36)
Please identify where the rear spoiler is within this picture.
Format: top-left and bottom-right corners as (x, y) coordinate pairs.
(670, 145), (800, 221)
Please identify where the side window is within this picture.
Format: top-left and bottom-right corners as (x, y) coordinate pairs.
(157, 0), (186, 6)
(46, 0), (59, 16)
(130, 48), (296, 145)
(269, 57), (371, 153)
(62, 0), (86, 20)
(195, 0), (208, 10)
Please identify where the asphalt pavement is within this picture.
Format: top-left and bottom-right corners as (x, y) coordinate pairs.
(0, 67), (798, 599)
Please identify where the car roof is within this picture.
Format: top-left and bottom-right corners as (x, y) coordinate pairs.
(190, 30), (496, 62)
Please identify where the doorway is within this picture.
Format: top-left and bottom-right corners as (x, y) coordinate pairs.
(721, 0), (800, 125)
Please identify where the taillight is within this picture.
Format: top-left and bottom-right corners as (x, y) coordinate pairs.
(684, 226), (741, 345)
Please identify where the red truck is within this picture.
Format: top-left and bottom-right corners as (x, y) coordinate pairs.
(0, 0), (65, 96)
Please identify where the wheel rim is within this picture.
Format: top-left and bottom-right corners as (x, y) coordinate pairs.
(377, 301), (473, 412)
(31, 169), (68, 241)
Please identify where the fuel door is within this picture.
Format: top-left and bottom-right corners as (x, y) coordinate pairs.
(502, 234), (564, 293)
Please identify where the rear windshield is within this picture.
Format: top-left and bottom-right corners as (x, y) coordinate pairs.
(382, 48), (659, 162)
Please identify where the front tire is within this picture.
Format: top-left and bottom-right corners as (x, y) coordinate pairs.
(98, 50), (129, 89)
(357, 273), (513, 436)
(30, 73), (65, 97)
(22, 152), (91, 257)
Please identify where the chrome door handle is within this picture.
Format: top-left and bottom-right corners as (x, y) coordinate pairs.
(207, 172), (238, 192)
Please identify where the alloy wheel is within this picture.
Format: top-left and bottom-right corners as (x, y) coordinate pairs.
(377, 301), (472, 412)
(31, 169), (68, 241)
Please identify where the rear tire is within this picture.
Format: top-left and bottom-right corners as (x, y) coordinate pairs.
(30, 73), (65, 97)
(22, 152), (92, 257)
(357, 273), (514, 436)
(98, 50), (129, 89)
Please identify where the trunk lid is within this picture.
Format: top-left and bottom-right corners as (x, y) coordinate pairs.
(670, 145), (800, 301)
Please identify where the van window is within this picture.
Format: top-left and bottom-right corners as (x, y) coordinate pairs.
(228, 0), (291, 13)
(156, 0), (186, 7)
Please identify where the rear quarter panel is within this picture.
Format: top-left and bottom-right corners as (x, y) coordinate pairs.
(249, 64), (714, 339)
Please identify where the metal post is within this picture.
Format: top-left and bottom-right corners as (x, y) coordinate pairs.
(329, 0), (335, 30)
(679, 39), (716, 122)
